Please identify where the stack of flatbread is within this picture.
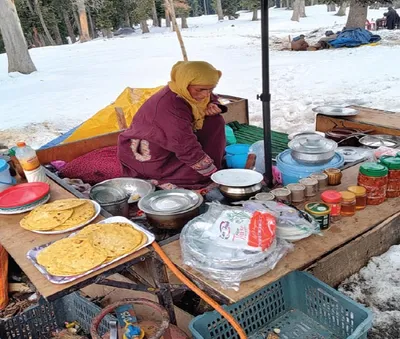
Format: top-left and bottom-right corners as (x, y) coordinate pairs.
(36, 222), (147, 276)
(20, 199), (95, 232)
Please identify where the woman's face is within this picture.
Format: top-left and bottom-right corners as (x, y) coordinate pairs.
(188, 85), (215, 102)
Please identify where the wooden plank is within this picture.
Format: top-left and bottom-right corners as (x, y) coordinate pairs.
(0, 178), (149, 301)
(316, 106), (400, 136)
(307, 211), (400, 287)
(36, 131), (120, 164)
(162, 164), (400, 303)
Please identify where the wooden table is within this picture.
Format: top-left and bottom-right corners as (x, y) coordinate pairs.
(162, 164), (400, 304)
(0, 178), (150, 301)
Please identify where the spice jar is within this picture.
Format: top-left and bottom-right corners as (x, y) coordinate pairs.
(299, 178), (318, 197)
(251, 192), (275, 202)
(380, 156), (400, 198)
(347, 186), (367, 210)
(321, 190), (342, 217)
(358, 163), (388, 205)
(286, 184), (306, 203)
(340, 191), (356, 217)
(324, 168), (342, 186)
(305, 202), (331, 230)
(271, 188), (292, 204)
(310, 172), (329, 190)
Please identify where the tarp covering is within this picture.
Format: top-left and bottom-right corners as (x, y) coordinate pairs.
(328, 28), (381, 48)
(62, 86), (164, 144)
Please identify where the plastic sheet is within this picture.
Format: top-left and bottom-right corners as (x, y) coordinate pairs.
(243, 201), (321, 242)
(181, 203), (293, 290)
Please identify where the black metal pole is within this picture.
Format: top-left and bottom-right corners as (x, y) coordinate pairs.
(259, 0), (273, 187)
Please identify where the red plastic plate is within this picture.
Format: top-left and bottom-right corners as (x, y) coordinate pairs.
(0, 183), (50, 208)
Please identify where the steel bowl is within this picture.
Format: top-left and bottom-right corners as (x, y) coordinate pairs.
(219, 183), (263, 201)
(359, 135), (400, 149)
(291, 149), (336, 165)
(95, 178), (155, 204)
(89, 184), (129, 217)
(144, 197), (204, 230)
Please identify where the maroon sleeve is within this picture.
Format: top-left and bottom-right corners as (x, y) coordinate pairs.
(210, 93), (228, 113)
(151, 99), (217, 177)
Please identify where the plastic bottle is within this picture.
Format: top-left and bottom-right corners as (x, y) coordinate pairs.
(15, 142), (48, 183)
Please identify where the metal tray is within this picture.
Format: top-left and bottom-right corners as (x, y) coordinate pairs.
(313, 106), (359, 116)
(27, 216), (155, 284)
(359, 134), (400, 148)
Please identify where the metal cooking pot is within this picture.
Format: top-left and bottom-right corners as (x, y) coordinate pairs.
(89, 184), (129, 218)
(325, 128), (365, 147)
(219, 183), (263, 201)
(289, 135), (338, 165)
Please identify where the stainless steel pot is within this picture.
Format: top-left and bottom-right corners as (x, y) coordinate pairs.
(219, 183), (263, 201)
(89, 184), (129, 218)
(290, 149), (336, 165)
(289, 135), (338, 165)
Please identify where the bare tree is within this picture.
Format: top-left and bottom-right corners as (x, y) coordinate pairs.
(0, 0), (37, 74)
(152, 0), (160, 26)
(346, 0), (368, 27)
(63, 9), (77, 43)
(216, 0), (224, 20)
(34, 0), (56, 45)
(291, 0), (301, 20)
(327, 3), (336, 11)
(336, 1), (347, 15)
(300, 0), (306, 16)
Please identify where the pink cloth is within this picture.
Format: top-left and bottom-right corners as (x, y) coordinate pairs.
(59, 146), (122, 185)
(118, 86), (226, 190)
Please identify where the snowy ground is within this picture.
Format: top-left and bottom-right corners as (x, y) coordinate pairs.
(1, 5), (399, 148)
(339, 245), (400, 338)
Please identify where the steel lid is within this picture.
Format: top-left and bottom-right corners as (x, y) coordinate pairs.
(289, 135), (337, 154)
(336, 147), (372, 163)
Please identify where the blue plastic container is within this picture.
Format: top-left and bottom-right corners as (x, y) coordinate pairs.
(225, 144), (250, 169)
(277, 149), (345, 185)
(190, 271), (373, 339)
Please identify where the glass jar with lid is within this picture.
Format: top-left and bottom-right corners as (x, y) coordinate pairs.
(340, 191), (356, 216)
(357, 163), (388, 205)
(380, 156), (400, 198)
(347, 186), (367, 210)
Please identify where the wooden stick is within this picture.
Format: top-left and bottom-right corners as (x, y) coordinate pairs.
(165, 0), (188, 61)
(115, 107), (127, 130)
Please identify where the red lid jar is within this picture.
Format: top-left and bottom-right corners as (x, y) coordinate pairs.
(321, 190), (342, 216)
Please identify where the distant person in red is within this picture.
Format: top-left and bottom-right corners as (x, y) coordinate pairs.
(118, 61), (227, 190)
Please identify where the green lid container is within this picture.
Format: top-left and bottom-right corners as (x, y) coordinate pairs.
(359, 162), (388, 177)
(380, 156), (400, 170)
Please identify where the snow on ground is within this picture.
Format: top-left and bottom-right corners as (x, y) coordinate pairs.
(0, 5), (399, 148)
(339, 245), (400, 338)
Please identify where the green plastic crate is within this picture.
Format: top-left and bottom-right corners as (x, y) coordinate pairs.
(0, 292), (116, 339)
(190, 271), (373, 339)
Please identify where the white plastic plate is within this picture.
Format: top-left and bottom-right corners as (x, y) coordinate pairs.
(211, 169), (263, 187)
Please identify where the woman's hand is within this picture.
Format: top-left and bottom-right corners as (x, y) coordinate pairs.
(205, 103), (222, 116)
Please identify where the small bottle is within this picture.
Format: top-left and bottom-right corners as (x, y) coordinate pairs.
(15, 142), (48, 183)
(340, 191), (356, 217)
(347, 186), (367, 210)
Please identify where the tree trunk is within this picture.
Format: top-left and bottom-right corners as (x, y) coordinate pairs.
(76, 0), (90, 42)
(336, 2), (347, 16)
(346, 0), (368, 28)
(300, 0), (306, 17)
(181, 16), (188, 28)
(50, 15), (63, 45)
(63, 9), (76, 43)
(165, 0), (188, 60)
(216, 0), (224, 20)
(39, 33), (46, 46)
(152, 0), (159, 26)
(327, 4), (336, 11)
(32, 26), (41, 46)
(252, 9), (258, 20)
(140, 20), (150, 33)
(0, 0), (37, 74)
(291, 0), (300, 21)
(286, 0), (290, 9)
(125, 9), (131, 27)
(73, 9), (82, 36)
(87, 7), (95, 38)
(34, 0), (55, 45)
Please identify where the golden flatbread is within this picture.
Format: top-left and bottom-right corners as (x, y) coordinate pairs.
(20, 207), (73, 231)
(37, 237), (107, 276)
(76, 223), (144, 260)
(39, 199), (86, 212)
(51, 201), (95, 231)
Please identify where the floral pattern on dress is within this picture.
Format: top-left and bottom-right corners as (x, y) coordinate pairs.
(130, 139), (151, 162)
(191, 155), (217, 176)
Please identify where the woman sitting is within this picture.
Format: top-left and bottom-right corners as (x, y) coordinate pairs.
(118, 61), (227, 190)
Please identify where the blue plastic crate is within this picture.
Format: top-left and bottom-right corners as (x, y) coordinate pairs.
(190, 271), (373, 339)
(0, 292), (116, 339)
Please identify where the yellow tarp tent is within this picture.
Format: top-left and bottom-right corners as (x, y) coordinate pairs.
(63, 86), (164, 143)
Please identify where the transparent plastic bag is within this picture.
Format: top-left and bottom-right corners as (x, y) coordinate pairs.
(180, 203), (293, 290)
(243, 201), (321, 242)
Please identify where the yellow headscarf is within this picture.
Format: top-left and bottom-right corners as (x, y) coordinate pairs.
(168, 61), (222, 130)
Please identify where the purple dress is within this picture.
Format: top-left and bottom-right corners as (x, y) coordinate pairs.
(118, 86), (226, 189)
